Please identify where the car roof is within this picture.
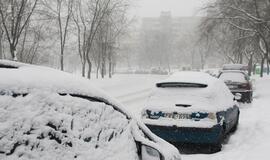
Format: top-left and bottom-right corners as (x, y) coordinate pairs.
(0, 60), (130, 117)
(222, 64), (248, 70)
(157, 71), (219, 86)
(219, 70), (248, 75)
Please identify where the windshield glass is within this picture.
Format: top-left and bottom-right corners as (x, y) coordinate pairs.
(219, 72), (247, 83)
(0, 91), (138, 160)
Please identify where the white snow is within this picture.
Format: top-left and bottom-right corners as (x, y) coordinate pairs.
(145, 71), (235, 111)
(0, 91), (138, 160)
(0, 60), (132, 119)
(222, 64), (248, 71)
(2, 60), (270, 160)
(182, 76), (270, 160)
(219, 71), (247, 83)
(0, 61), (181, 160)
(157, 71), (218, 86)
(91, 73), (270, 160)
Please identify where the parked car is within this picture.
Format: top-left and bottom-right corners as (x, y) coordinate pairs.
(150, 67), (169, 75)
(218, 70), (253, 103)
(141, 72), (240, 152)
(0, 60), (181, 160)
(222, 64), (248, 72)
(203, 68), (221, 77)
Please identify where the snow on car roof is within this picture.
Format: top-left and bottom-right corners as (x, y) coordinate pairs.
(157, 71), (219, 86)
(146, 71), (235, 113)
(222, 64), (248, 70)
(0, 60), (129, 117)
(219, 70), (248, 83)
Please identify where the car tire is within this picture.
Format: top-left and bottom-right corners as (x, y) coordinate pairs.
(246, 92), (253, 103)
(209, 127), (224, 153)
(210, 143), (222, 153)
(230, 113), (239, 133)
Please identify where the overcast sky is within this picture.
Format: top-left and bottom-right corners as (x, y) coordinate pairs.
(133, 0), (207, 17)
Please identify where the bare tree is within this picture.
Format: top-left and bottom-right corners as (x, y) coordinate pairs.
(41, 0), (73, 71)
(0, 0), (38, 60)
(200, 0), (270, 77)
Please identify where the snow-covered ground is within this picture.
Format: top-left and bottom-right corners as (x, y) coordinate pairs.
(91, 74), (270, 160)
(90, 74), (168, 117)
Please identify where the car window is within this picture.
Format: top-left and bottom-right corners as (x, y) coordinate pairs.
(0, 91), (138, 160)
(219, 72), (247, 83)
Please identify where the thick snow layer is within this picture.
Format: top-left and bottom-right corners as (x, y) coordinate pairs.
(0, 60), (132, 119)
(158, 71), (218, 86)
(0, 91), (138, 160)
(222, 64), (248, 71)
(182, 76), (270, 160)
(73, 73), (270, 159)
(145, 72), (235, 113)
(90, 74), (168, 117)
(0, 62), (181, 160)
(219, 71), (247, 83)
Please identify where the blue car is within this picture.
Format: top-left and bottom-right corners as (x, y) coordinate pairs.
(142, 72), (240, 152)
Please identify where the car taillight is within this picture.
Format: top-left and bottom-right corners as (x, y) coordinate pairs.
(207, 113), (217, 120)
(240, 83), (251, 90)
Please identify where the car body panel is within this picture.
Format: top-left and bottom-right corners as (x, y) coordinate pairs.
(218, 70), (253, 103)
(142, 72), (239, 146)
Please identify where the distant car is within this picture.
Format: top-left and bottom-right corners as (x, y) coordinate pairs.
(203, 68), (220, 77)
(218, 70), (253, 103)
(222, 64), (248, 72)
(142, 72), (240, 152)
(151, 67), (169, 75)
(0, 60), (181, 160)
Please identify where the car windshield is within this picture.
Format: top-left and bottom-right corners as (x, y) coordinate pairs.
(0, 91), (138, 160)
(219, 72), (247, 83)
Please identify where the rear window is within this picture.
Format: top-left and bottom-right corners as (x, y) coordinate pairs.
(156, 82), (207, 88)
(219, 72), (247, 83)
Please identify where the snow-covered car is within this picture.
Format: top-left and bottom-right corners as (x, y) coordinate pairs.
(218, 70), (253, 103)
(0, 60), (181, 160)
(222, 64), (248, 72)
(141, 72), (240, 152)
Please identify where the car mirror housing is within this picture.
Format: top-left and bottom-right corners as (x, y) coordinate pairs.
(234, 93), (242, 100)
(141, 145), (161, 160)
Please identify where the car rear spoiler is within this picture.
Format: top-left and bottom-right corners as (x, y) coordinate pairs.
(156, 82), (208, 88)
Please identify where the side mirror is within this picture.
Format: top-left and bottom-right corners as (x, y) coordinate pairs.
(141, 145), (161, 160)
(234, 93), (242, 101)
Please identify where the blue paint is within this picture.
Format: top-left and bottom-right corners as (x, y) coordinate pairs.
(147, 124), (223, 144)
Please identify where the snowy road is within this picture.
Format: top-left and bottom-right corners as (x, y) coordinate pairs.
(90, 74), (168, 117)
(91, 74), (270, 160)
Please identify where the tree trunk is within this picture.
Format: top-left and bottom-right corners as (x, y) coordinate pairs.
(248, 54), (253, 76)
(60, 51), (64, 71)
(239, 52), (243, 64)
(267, 56), (270, 75)
(253, 63), (256, 75)
(101, 59), (106, 78)
(0, 37), (2, 59)
(87, 59), (92, 79)
(10, 45), (17, 61)
(260, 57), (265, 77)
(81, 60), (86, 77)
